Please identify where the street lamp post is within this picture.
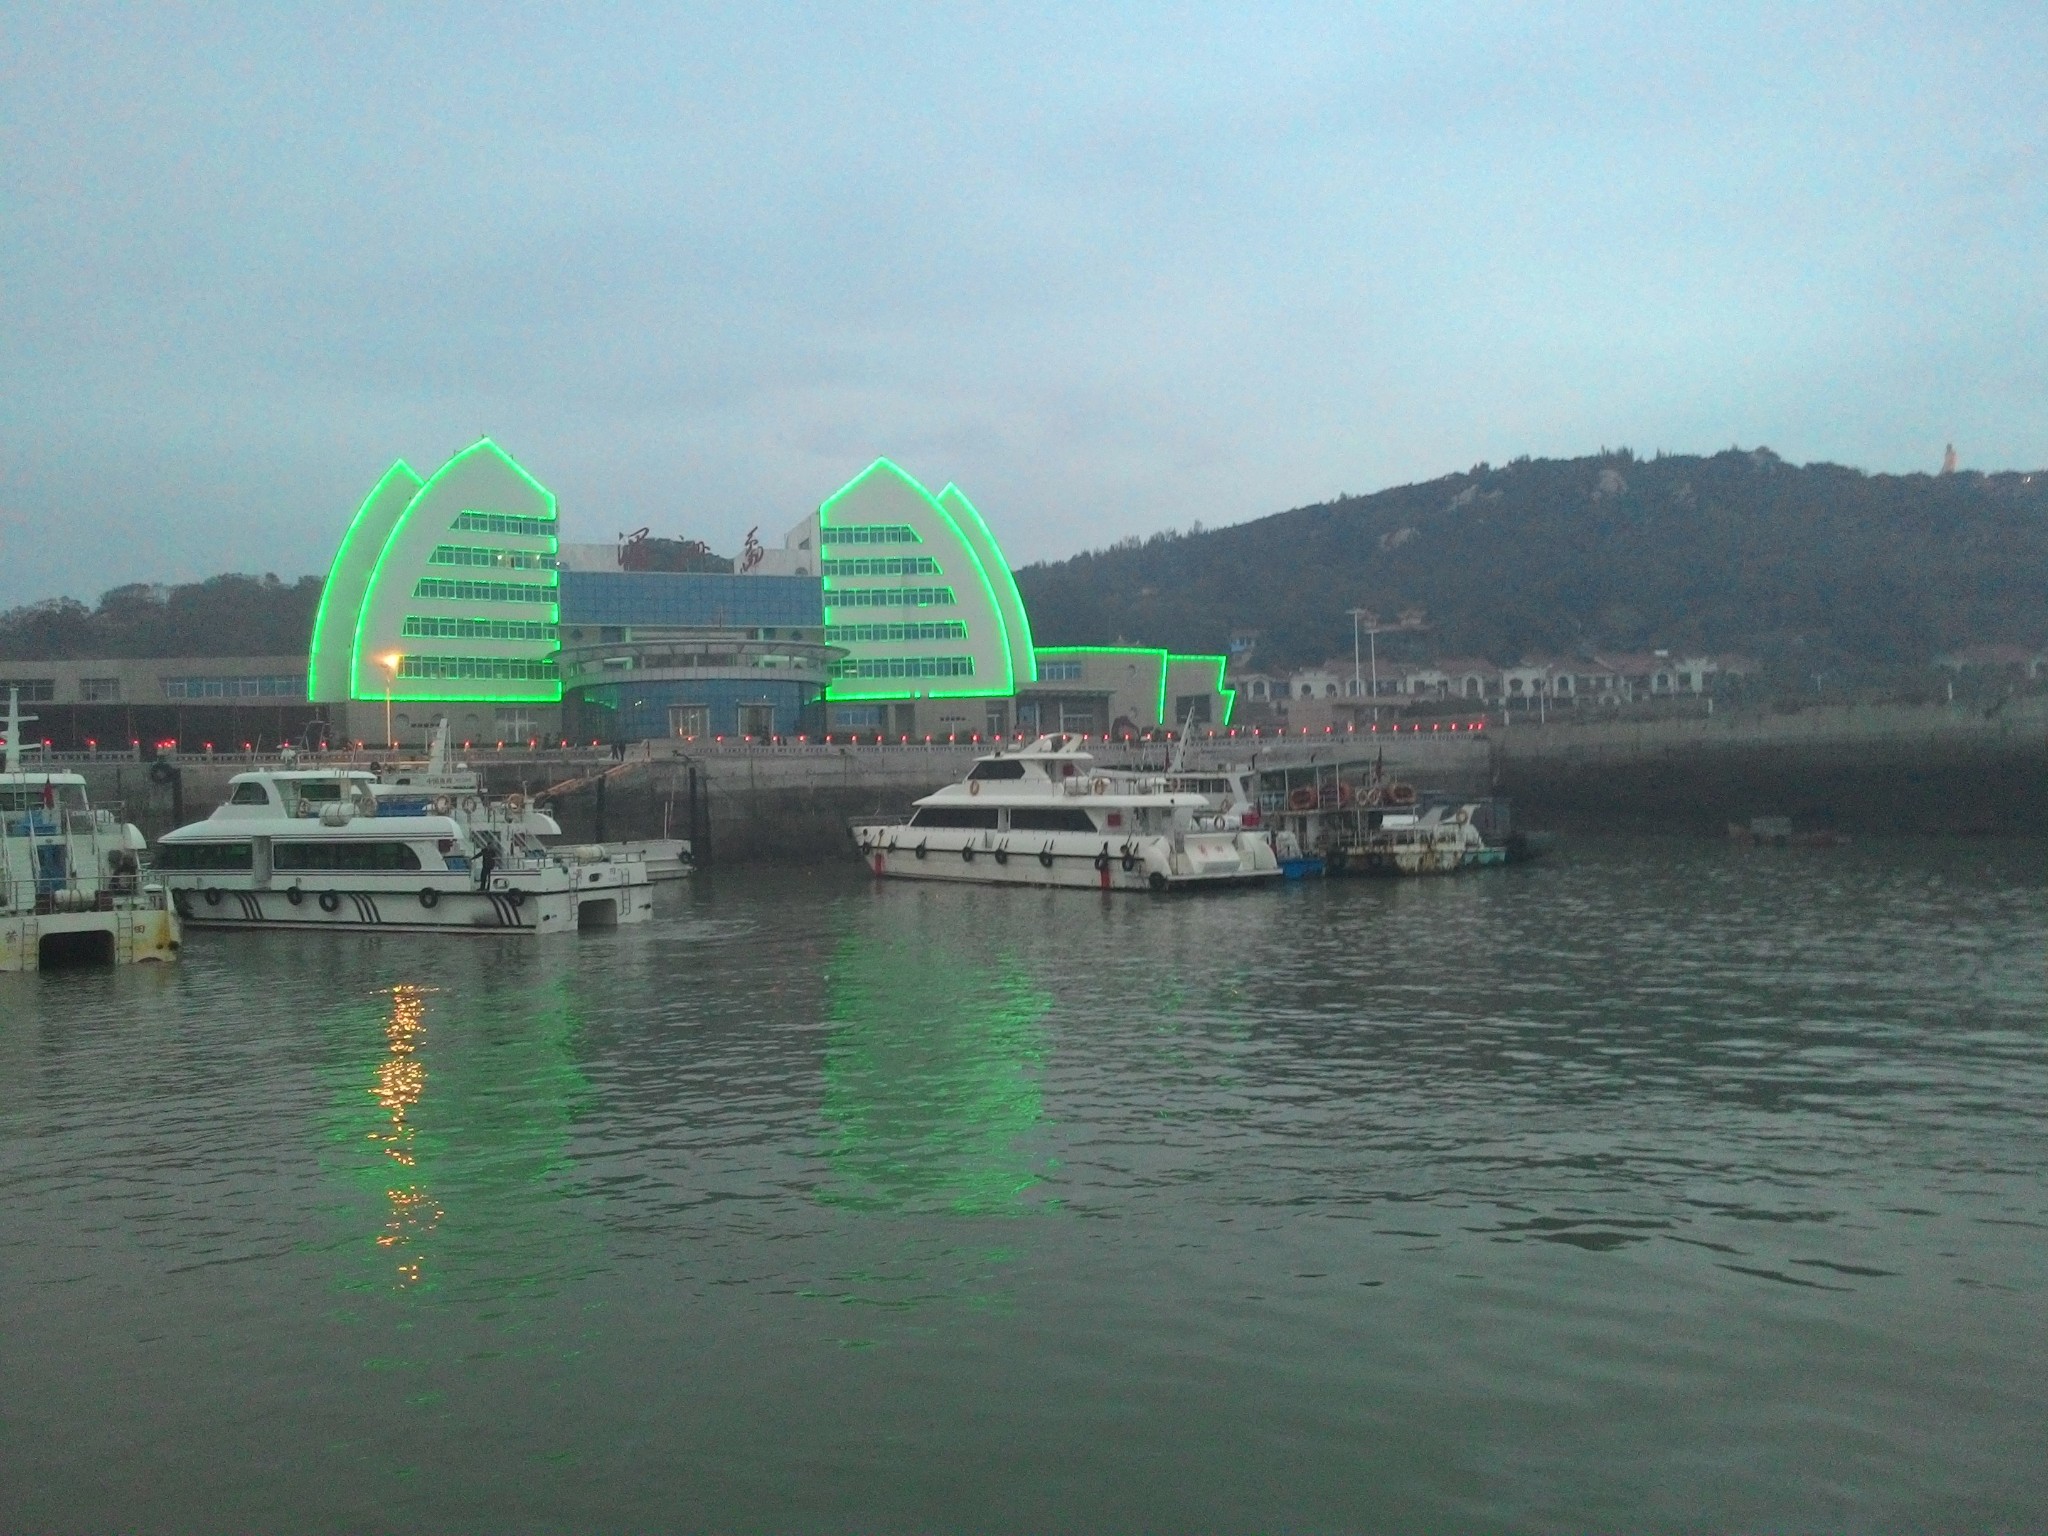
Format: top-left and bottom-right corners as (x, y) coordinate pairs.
(379, 652), (403, 749)
(1347, 608), (1380, 721)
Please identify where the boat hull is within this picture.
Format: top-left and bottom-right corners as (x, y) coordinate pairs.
(1329, 842), (1507, 877)
(0, 899), (181, 971)
(163, 871), (652, 935)
(852, 824), (1278, 891)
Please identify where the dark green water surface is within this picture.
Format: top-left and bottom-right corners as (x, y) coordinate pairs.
(3, 838), (2044, 1530)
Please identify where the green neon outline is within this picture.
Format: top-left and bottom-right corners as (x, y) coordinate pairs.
(308, 460), (421, 701)
(1167, 653), (1236, 728)
(351, 439), (561, 704)
(1033, 645), (1169, 725)
(938, 484), (1037, 685)
(817, 459), (1015, 703)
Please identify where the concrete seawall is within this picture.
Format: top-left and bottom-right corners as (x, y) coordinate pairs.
(55, 697), (2042, 862)
(1488, 698), (2044, 835)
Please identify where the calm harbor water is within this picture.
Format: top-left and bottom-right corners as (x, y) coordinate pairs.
(3, 837), (2044, 1531)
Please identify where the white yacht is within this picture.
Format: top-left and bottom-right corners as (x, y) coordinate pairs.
(851, 734), (1279, 891)
(0, 689), (179, 970)
(154, 767), (652, 934)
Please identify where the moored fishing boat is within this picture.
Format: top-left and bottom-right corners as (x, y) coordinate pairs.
(154, 766), (652, 934)
(1325, 803), (1508, 876)
(851, 734), (1279, 891)
(0, 688), (179, 970)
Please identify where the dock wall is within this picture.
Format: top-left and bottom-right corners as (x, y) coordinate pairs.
(53, 697), (2042, 862)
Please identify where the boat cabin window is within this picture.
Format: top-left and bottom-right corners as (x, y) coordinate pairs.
(229, 781), (273, 806)
(274, 840), (425, 871)
(293, 781), (347, 803)
(967, 759), (1027, 781)
(1008, 807), (1097, 833)
(155, 841), (255, 871)
(0, 784), (87, 812)
(908, 807), (999, 830)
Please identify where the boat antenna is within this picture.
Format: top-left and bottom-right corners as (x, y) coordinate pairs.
(2, 686), (37, 775)
(1168, 705), (1199, 773)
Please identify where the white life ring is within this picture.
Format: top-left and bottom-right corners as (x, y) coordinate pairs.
(506, 792), (526, 813)
(461, 795), (481, 813)
(1090, 777), (1109, 796)
(968, 779), (982, 796)
(431, 795), (453, 816)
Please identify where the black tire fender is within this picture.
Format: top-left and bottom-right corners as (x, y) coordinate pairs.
(1038, 844), (1055, 869)
(286, 885), (304, 906)
(418, 887), (440, 909)
(962, 845), (976, 863)
(1093, 844), (1111, 872)
(318, 891), (341, 913)
(202, 887), (222, 906)
(914, 841), (928, 861)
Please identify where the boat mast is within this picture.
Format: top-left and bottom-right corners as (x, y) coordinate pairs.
(2, 686), (37, 775)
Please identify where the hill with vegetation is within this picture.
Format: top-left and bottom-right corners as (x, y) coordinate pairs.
(0, 574), (323, 659)
(1014, 448), (2047, 681)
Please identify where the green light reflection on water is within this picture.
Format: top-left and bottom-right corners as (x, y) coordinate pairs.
(817, 934), (1054, 1217)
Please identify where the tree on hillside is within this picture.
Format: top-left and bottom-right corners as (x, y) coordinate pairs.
(1013, 450), (2048, 674)
(0, 574), (324, 659)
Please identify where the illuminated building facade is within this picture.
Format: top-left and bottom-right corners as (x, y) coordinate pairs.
(310, 444), (1232, 744)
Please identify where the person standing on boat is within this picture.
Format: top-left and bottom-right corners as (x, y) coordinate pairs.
(477, 842), (497, 890)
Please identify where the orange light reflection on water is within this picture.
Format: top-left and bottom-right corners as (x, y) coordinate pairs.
(369, 984), (442, 1286)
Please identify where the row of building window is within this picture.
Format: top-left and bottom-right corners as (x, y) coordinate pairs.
(429, 544), (558, 570)
(397, 655), (558, 681)
(831, 655), (976, 680)
(823, 621), (969, 643)
(1037, 661), (1085, 681)
(164, 675), (304, 699)
(450, 511), (554, 537)
(3, 676), (303, 702)
(820, 524), (922, 545)
(413, 577), (557, 604)
(825, 586), (956, 609)
(400, 616), (558, 642)
(819, 556), (942, 577)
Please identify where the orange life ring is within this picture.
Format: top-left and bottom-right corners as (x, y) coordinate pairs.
(1386, 782), (1417, 806)
(1287, 786), (1317, 812)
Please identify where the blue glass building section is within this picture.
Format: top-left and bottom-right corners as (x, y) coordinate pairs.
(576, 677), (813, 739)
(558, 571), (822, 629)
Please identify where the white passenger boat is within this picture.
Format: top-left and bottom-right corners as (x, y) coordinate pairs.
(154, 767), (652, 934)
(0, 689), (179, 970)
(375, 719), (694, 881)
(851, 734), (1279, 891)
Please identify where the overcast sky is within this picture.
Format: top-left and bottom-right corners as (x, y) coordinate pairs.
(2, 3), (2041, 609)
